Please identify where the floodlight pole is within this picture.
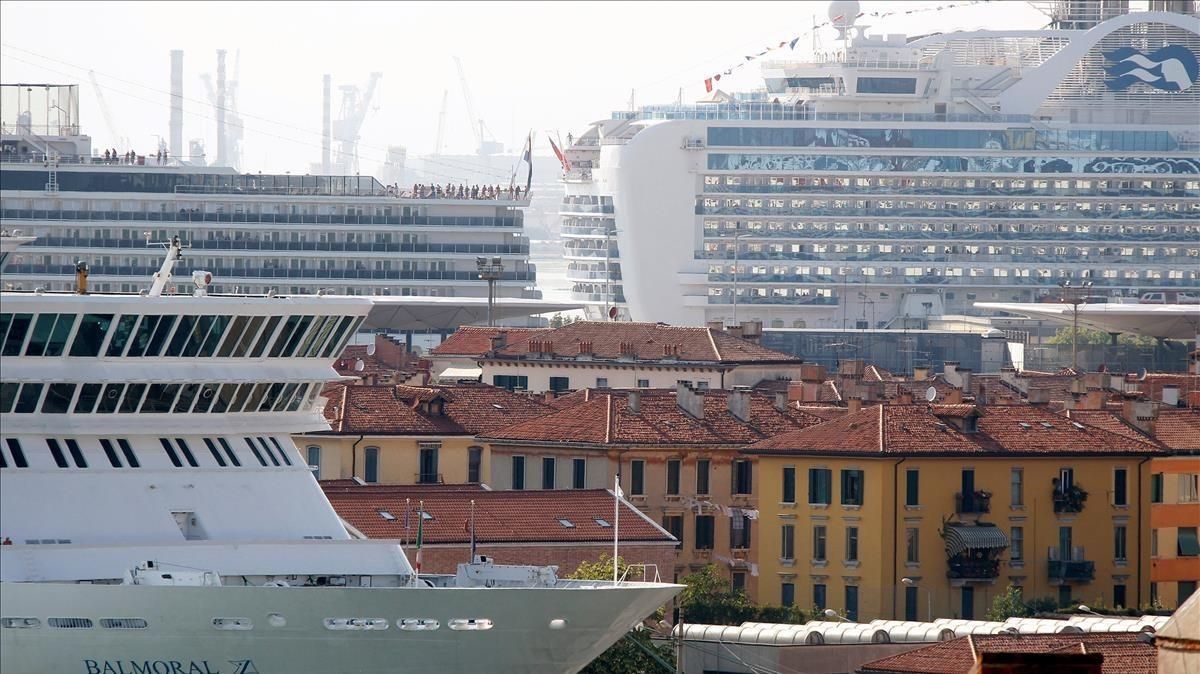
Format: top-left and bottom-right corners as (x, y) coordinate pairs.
(477, 257), (504, 327)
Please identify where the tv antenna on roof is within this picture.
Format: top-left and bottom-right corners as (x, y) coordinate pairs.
(925, 386), (938, 403)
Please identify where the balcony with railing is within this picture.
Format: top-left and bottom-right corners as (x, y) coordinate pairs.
(1047, 547), (1095, 582)
(1052, 483), (1089, 514)
(415, 472), (444, 485)
(946, 557), (1001, 580)
(955, 491), (992, 515)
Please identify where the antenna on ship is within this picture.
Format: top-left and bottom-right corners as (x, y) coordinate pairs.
(146, 233), (189, 297)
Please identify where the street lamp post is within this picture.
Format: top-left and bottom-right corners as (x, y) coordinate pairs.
(476, 256), (504, 327)
(1058, 280), (1093, 371)
(731, 232), (749, 327)
(901, 577), (932, 622)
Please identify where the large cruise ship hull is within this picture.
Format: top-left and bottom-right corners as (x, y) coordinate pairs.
(0, 580), (682, 674)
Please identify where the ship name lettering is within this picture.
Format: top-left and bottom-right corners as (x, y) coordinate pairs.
(84, 660), (223, 674)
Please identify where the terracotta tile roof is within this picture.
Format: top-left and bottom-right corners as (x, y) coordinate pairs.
(1124, 373), (1200, 403)
(321, 483), (673, 544)
(483, 388), (825, 447)
(859, 633), (1155, 674)
(430, 326), (547, 357)
(1061, 410), (1154, 444)
(488, 321), (801, 364)
(1152, 408), (1200, 452)
(747, 404), (1164, 457)
(318, 382), (552, 436)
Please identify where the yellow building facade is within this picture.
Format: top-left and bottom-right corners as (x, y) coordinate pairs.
(748, 404), (1161, 621)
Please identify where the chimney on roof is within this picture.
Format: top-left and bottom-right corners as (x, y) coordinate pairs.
(944, 387), (962, 404)
(799, 363), (827, 383)
(1121, 396), (1157, 434)
(676, 381), (704, 419)
(628, 390), (641, 413)
(728, 386), (753, 422)
(1162, 385), (1180, 407)
(490, 333), (507, 351)
(740, 320), (763, 343)
(577, 340), (593, 358)
(958, 368), (972, 395)
(1027, 388), (1050, 405)
(707, 320), (724, 332)
(942, 361), (959, 385)
(725, 325), (743, 339)
(914, 365), (933, 381)
(618, 341), (636, 359)
(897, 390), (914, 405)
(774, 391), (788, 412)
(839, 359), (865, 379)
(1079, 388), (1106, 410)
(847, 395), (863, 414)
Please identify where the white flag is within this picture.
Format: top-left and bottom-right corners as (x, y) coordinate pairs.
(614, 475), (624, 499)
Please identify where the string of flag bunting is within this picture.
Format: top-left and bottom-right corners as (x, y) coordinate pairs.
(703, 1), (987, 93)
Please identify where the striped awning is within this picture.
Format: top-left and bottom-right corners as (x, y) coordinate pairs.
(945, 524), (1009, 557)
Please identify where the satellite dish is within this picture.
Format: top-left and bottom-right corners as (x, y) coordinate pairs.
(354, 358), (365, 372)
(925, 386), (938, 403)
(366, 343), (376, 356)
(1137, 367), (1148, 381)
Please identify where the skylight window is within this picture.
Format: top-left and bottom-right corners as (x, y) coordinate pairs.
(492, 404), (504, 410)
(1040, 422), (1054, 429)
(1018, 422), (1032, 430)
(594, 518), (611, 528)
(378, 510), (396, 521)
(1071, 421), (1086, 430)
(420, 511), (434, 521)
(557, 518), (575, 528)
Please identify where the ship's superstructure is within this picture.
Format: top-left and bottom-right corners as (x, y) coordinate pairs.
(1, 84), (539, 301)
(561, 4), (1200, 327)
(0, 243), (680, 673)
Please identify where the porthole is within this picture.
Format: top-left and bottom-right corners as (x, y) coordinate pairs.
(0, 617), (40, 629)
(267, 613), (286, 627)
(448, 618), (493, 631)
(323, 618), (388, 631)
(48, 617), (94, 629)
(397, 618), (439, 631)
(549, 618), (568, 630)
(212, 617), (253, 631)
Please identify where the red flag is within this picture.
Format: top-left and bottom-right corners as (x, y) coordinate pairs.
(704, 77), (713, 93)
(548, 136), (572, 172)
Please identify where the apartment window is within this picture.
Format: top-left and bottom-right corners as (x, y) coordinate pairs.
(1011, 468), (1024, 507)
(636, 379), (650, 388)
(845, 527), (859, 562)
(781, 582), (795, 607)
(1011, 526), (1024, 562)
(364, 447), (379, 483)
(468, 446), (482, 483)
(961, 586), (974, 620)
(1113, 468), (1128, 506)
(730, 514), (751, 550)
(418, 444), (440, 484)
(695, 515), (715, 550)
(306, 445), (321, 479)
(906, 527), (920, 564)
(1114, 525), (1127, 561)
(548, 376), (570, 393)
(905, 469), (919, 506)
(663, 515), (684, 549)
(1152, 529), (1159, 557)
(845, 586), (859, 621)
(631, 460), (645, 495)
(1180, 581), (1198, 607)
(812, 525), (827, 562)
(841, 469), (864, 506)
(781, 524), (795, 560)
(541, 457), (556, 490)
(667, 459), (681, 495)
(808, 468), (832, 505)
(1058, 467), (1074, 492)
(905, 586), (919, 621)
(572, 458), (586, 489)
(1181, 474), (1200, 503)
(1151, 473), (1164, 503)
(1113, 584), (1127, 609)
(696, 459), (710, 495)
(595, 377), (609, 388)
(511, 455), (525, 490)
(813, 583), (827, 610)
(1178, 527), (1199, 557)
(782, 467), (796, 504)
(733, 459), (752, 495)
(492, 375), (528, 392)
(732, 572), (746, 593)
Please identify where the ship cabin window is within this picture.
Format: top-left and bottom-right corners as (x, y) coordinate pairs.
(160, 438), (183, 467)
(25, 313), (77, 356)
(268, 437), (293, 466)
(217, 438), (242, 466)
(105, 315), (141, 356)
(244, 438), (269, 467)
(99, 618), (148, 629)
(117, 439), (140, 467)
(1, 313), (34, 355)
(5, 439), (29, 468)
(257, 437), (281, 466)
(203, 438), (229, 467)
(118, 384), (147, 413)
(41, 383), (76, 414)
(68, 314), (114, 357)
(46, 439), (69, 468)
(0, 382), (18, 413)
(74, 383), (102, 413)
(47, 618), (94, 629)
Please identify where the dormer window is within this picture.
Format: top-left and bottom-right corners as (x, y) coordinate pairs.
(963, 416), (978, 434)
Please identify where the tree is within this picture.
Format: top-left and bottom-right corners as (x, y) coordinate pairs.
(1046, 327), (1156, 348)
(985, 584), (1032, 621)
(678, 565), (807, 625)
(569, 555), (675, 674)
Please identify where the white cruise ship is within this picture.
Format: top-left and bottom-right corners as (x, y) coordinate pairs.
(561, 1), (1200, 328)
(0, 239), (681, 673)
(1, 83), (540, 303)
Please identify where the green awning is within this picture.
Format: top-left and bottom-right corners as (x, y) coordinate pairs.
(945, 524), (1009, 557)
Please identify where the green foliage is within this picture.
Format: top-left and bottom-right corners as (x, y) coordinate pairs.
(679, 565), (806, 625)
(1046, 327), (1156, 348)
(569, 555), (674, 674)
(548, 313), (584, 328)
(1025, 595), (1060, 615)
(985, 585), (1032, 621)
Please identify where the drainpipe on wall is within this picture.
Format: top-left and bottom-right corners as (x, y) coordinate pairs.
(351, 434), (364, 481)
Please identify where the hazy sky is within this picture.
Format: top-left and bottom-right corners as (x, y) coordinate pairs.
(1, 1), (1048, 178)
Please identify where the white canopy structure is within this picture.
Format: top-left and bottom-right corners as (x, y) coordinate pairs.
(363, 296), (579, 332)
(975, 302), (1200, 340)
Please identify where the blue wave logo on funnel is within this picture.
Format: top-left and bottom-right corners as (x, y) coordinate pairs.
(1104, 45), (1198, 91)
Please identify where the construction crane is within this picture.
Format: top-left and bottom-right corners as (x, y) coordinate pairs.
(433, 89), (449, 156)
(330, 72), (382, 175)
(453, 57), (502, 156)
(88, 70), (130, 151)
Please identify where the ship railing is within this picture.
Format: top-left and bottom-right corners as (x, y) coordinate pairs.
(618, 563), (663, 584)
